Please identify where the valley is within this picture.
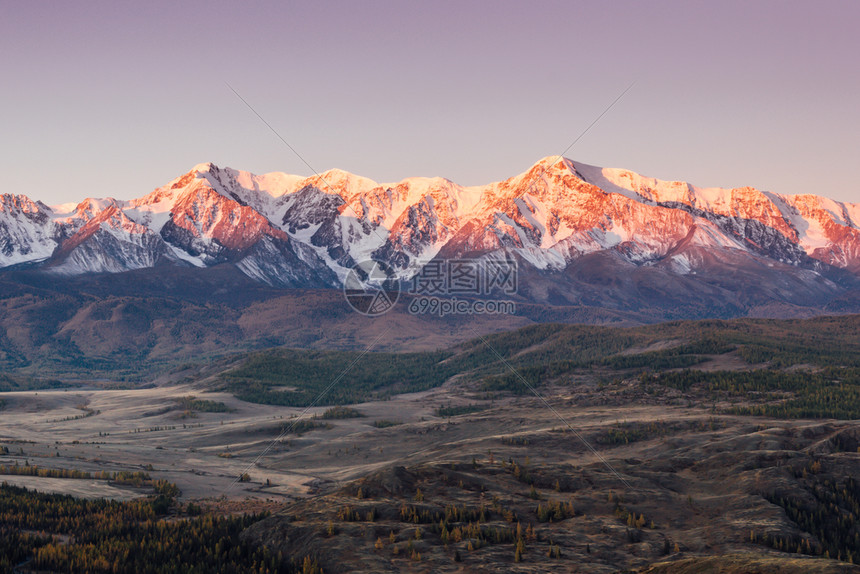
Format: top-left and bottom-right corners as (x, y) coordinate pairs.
(3, 316), (860, 572)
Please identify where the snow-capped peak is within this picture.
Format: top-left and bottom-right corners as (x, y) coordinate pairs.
(191, 161), (216, 174)
(1, 157), (858, 289)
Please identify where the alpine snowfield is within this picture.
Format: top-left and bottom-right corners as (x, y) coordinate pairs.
(1, 157), (859, 294)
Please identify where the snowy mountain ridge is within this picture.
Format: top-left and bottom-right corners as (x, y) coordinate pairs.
(1, 157), (859, 295)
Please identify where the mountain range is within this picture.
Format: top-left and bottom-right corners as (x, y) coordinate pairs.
(2, 157), (860, 319)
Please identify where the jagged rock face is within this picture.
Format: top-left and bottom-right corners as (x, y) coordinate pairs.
(0, 194), (55, 266)
(281, 186), (345, 233)
(1, 158), (859, 304)
(47, 206), (173, 275)
(779, 194), (860, 273)
(156, 186), (288, 262)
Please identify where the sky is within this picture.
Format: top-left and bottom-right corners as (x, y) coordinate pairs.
(2, 0), (859, 205)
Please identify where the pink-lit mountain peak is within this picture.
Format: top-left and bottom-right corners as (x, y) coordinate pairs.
(0, 157), (858, 288)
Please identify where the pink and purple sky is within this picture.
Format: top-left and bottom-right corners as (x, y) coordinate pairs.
(3, 0), (858, 205)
